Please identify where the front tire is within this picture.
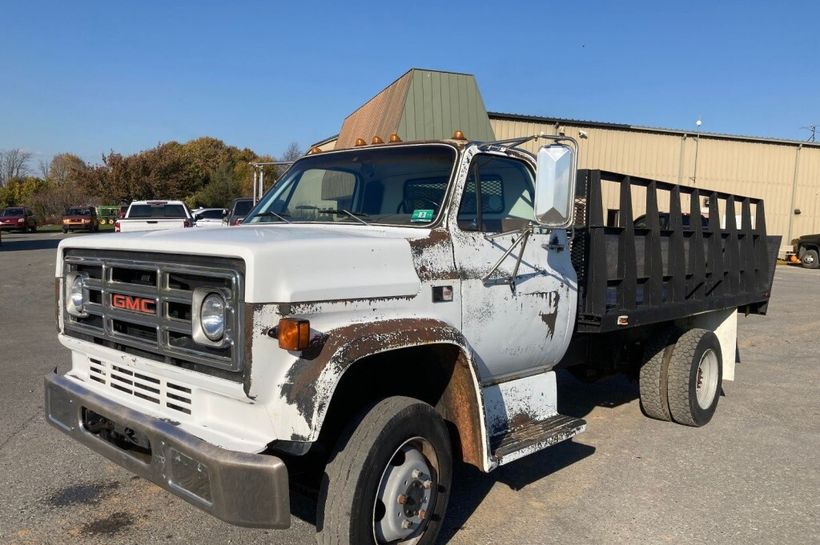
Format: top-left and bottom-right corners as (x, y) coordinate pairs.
(801, 248), (819, 269)
(317, 396), (452, 545)
(667, 328), (723, 427)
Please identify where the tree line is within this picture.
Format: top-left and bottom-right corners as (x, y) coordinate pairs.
(0, 138), (301, 222)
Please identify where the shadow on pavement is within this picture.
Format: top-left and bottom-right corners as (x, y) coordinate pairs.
(0, 237), (62, 252)
(438, 439), (595, 544)
(556, 368), (639, 419)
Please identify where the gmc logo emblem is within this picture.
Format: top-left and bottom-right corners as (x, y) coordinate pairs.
(111, 293), (156, 314)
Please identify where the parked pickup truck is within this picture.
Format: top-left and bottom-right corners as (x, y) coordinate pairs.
(115, 200), (194, 233)
(46, 135), (779, 545)
(794, 233), (820, 269)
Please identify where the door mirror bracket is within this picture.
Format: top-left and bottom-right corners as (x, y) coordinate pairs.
(481, 223), (536, 292)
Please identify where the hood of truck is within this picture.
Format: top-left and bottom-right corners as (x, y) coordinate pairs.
(57, 224), (424, 303)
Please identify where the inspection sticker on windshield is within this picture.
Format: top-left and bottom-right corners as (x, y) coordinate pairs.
(411, 209), (434, 222)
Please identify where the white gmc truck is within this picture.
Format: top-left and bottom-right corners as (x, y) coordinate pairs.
(46, 135), (778, 545)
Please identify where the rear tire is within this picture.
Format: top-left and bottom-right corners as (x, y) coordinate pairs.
(639, 328), (678, 421)
(317, 396), (452, 545)
(801, 248), (819, 269)
(667, 328), (722, 427)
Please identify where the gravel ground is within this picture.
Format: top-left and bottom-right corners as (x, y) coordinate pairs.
(1, 231), (818, 545)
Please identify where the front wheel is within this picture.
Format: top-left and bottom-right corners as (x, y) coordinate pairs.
(317, 396), (452, 545)
(801, 248), (819, 269)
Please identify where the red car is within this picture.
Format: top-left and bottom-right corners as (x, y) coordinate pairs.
(0, 207), (37, 233)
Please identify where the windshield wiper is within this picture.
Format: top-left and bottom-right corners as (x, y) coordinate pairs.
(255, 211), (291, 223)
(318, 208), (370, 225)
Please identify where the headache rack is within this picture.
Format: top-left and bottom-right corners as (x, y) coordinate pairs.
(571, 170), (780, 334)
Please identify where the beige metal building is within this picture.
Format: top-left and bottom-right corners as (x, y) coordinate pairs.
(313, 69), (820, 254)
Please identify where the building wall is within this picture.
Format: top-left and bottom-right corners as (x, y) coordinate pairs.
(491, 117), (820, 251)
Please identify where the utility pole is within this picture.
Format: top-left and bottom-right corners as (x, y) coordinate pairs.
(249, 161), (296, 204)
(692, 118), (702, 185)
(802, 124), (816, 143)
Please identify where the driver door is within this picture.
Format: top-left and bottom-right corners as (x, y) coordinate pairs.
(450, 152), (577, 383)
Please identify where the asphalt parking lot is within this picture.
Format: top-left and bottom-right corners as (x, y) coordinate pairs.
(1, 231), (818, 545)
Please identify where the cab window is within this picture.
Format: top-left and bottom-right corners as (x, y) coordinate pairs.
(457, 155), (535, 232)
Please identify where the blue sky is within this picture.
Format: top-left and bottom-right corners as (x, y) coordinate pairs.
(1, 0), (817, 165)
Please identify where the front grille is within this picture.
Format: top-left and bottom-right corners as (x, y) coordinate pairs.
(63, 250), (244, 373)
(89, 358), (193, 415)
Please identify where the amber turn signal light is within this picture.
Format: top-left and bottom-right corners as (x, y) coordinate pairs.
(278, 318), (310, 351)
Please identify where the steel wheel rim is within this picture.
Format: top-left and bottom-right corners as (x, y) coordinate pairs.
(804, 253), (816, 264)
(372, 436), (439, 544)
(695, 348), (719, 409)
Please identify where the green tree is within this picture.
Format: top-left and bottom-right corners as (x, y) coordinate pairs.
(189, 163), (243, 208)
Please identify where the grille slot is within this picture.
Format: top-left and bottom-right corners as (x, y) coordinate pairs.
(88, 359), (193, 416)
(63, 252), (243, 374)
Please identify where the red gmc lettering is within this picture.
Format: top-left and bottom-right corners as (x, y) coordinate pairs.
(111, 294), (155, 314)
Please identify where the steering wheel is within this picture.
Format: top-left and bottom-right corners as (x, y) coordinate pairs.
(397, 198), (440, 214)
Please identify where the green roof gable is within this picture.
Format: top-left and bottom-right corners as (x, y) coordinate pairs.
(336, 68), (495, 148)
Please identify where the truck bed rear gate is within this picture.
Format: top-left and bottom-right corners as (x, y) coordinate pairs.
(572, 170), (780, 333)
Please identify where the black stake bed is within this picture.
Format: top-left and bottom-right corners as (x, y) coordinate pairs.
(571, 170), (780, 334)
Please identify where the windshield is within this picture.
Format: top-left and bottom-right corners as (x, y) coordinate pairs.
(2, 208), (24, 216)
(244, 145), (457, 226)
(128, 204), (188, 219)
(66, 208), (91, 216)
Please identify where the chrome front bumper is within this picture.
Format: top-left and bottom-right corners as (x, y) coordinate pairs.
(44, 372), (290, 528)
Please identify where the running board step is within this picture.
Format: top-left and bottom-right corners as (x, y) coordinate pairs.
(490, 414), (586, 466)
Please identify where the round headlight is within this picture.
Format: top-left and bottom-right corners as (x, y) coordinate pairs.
(70, 276), (85, 311)
(200, 293), (226, 341)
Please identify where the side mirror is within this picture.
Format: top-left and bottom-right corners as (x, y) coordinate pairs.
(534, 143), (577, 228)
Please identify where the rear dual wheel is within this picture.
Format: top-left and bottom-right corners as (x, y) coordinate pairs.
(639, 328), (722, 427)
(318, 396), (452, 545)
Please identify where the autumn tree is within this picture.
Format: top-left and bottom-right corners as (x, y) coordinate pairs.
(47, 153), (88, 186)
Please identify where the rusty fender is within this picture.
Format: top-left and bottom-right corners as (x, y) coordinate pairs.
(280, 318), (487, 468)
